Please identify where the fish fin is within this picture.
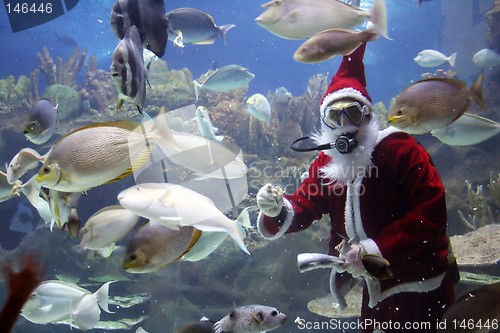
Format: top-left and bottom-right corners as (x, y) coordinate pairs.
(96, 243), (116, 258)
(261, 0), (275, 8)
(218, 24), (235, 45)
(156, 218), (182, 230)
(215, 135), (225, 142)
(192, 38), (217, 45)
(173, 30), (185, 48)
(345, 43), (363, 56)
(283, 9), (300, 23)
(235, 207), (253, 229)
(448, 52), (457, 67)
(369, 0), (389, 40)
(116, 98), (123, 110)
(470, 74), (487, 111)
(94, 280), (115, 313)
(39, 304), (53, 312)
(193, 80), (202, 102)
(177, 228), (202, 259)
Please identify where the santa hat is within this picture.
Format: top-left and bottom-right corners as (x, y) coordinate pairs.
(320, 43), (372, 114)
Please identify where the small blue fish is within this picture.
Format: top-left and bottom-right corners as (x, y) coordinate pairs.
(193, 65), (255, 101)
(23, 99), (57, 145)
(195, 106), (224, 142)
(165, 8), (235, 48)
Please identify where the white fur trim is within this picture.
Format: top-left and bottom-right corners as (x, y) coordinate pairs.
(257, 199), (294, 240)
(320, 87), (372, 114)
(365, 273), (445, 308)
(376, 126), (401, 144)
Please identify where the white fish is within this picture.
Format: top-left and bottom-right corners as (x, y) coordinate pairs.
(193, 65), (255, 101)
(79, 205), (141, 255)
(7, 147), (46, 184)
(255, 0), (388, 40)
(195, 106), (224, 142)
(140, 109), (247, 180)
(431, 113), (500, 146)
(45, 189), (81, 231)
(246, 93), (272, 123)
(17, 175), (52, 223)
(414, 49), (457, 67)
(117, 183), (251, 254)
(21, 280), (114, 330)
(0, 170), (21, 203)
(214, 305), (286, 333)
(473, 48), (500, 68)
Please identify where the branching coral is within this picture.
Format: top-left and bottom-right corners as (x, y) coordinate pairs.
(458, 180), (496, 231)
(36, 47), (87, 88)
(487, 172), (500, 209)
(0, 72), (39, 112)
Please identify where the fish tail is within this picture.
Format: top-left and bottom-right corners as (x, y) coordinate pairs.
(193, 80), (202, 102)
(230, 216), (250, 255)
(93, 281), (115, 314)
(470, 74), (487, 111)
(448, 52), (457, 67)
(369, 0), (390, 40)
(219, 24), (236, 45)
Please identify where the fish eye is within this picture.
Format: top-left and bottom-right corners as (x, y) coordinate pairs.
(129, 253), (137, 261)
(42, 166), (51, 174)
(397, 110), (403, 115)
(271, 310), (278, 316)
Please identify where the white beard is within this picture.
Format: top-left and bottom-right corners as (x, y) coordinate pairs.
(312, 117), (380, 185)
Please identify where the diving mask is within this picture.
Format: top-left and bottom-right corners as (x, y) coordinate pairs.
(322, 101), (370, 128)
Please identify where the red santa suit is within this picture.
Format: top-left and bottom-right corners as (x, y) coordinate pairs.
(257, 44), (456, 332)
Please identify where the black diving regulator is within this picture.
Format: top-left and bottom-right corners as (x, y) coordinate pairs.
(290, 133), (358, 154)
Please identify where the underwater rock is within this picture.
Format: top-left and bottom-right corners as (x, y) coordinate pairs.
(147, 63), (196, 110)
(458, 270), (500, 285)
(450, 224), (500, 267)
(458, 180), (495, 231)
(42, 84), (81, 120)
(80, 55), (116, 112)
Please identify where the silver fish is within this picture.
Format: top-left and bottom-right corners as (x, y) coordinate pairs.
(21, 280), (114, 330)
(23, 99), (57, 145)
(214, 305), (286, 333)
(79, 205), (140, 254)
(473, 48), (500, 68)
(431, 113), (500, 146)
(414, 49), (457, 68)
(123, 221), (200, 273)
(388, 75), (486, 134)
(117, 183), (251, 254)
(111, 25), (148, 113)
(165, 8), (235, 48)
(293, 28), (378, 64)
(246, 93), (272, 123)
(256, 0), (388, 40)
(195, 106), (224, 142)
(193, 65), (254, 101)
(110, 0), (168, 58)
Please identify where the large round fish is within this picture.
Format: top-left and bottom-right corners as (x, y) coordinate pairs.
(35, 120), (148, 192)
(388, 75), (486, 134)
(23, 98), (57, 145)
(117, 183), (251, 254)
(293, 28), (378, 64)
(123, 221), (201, 273)
(165, 8), (235, 48)
(110, 0), (168, 58)
(255, 0), (388, 40)
(193, 65), (255, 101)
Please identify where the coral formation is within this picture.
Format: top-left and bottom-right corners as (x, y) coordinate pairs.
(458, 180), (496, 231)
(42, 84), (81, 120)
(79, 55), (116, 112)
(488, 172), (500, 208)
(0, 73), (38, 113)
(36, 47), (87, 88)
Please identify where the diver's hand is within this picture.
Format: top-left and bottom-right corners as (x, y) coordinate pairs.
(337, 244), (367, 278)
(256, 183), (284, 218)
